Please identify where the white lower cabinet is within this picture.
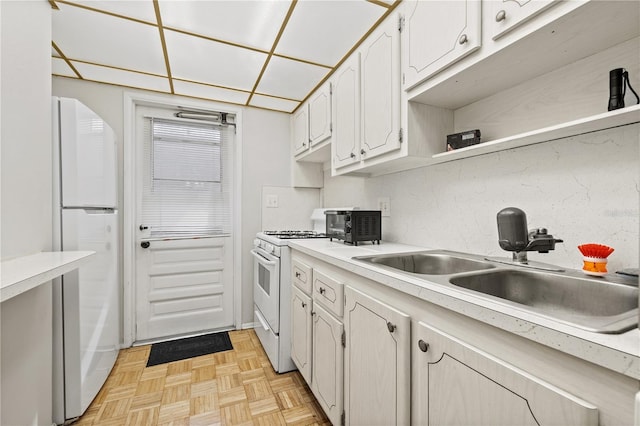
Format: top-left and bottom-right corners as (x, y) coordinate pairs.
(291, 285), (312, 384)
(413, 321), (599, 425)
(311, 303), (344, 426)
(344, 286), (410, 426)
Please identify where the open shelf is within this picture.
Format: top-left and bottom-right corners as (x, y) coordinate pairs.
(1, 251), (95, 303)
(431, 105), (640, 165)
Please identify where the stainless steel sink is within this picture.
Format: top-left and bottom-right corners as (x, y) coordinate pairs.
(449, 269), (639, 333)
(353, 250), (495, 275)
(352, 249), (638, 334)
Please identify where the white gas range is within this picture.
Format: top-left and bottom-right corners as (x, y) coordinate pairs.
(252, 230), (327, 373)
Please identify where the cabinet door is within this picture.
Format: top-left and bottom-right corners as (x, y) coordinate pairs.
(292, 104), (309, 156)
(309, 82), (332, 146)
(489, 0), (560, 40)
(332, 54), (361, 169)
(413, 321), (598, 425)
(402, 0), (481, 89)
(360, 15), (401, 160)
(312, 303), (344, 426)
(344, 286), (410, 426)
(291, 286), (312, 384)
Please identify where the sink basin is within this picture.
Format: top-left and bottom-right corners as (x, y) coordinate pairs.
(449, 269), (639, 333)
(353, 251), (495, 275)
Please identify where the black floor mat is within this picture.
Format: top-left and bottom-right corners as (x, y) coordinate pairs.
(146, 331), (233, 367)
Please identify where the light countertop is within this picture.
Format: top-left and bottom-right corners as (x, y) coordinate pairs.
(289, 239), (640, 380)
(1, 251), (95, 303)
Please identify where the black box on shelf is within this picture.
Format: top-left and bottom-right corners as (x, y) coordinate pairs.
(446, 129), (481, 151)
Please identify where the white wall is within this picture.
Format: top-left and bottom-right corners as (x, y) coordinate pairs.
(0, 1), (54, 424)
(324, 124), (640, 273)
(52, 77), (292, 327)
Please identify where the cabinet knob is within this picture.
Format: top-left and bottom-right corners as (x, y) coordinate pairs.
(295, 271), (301, 278)
(458, 34), (468, 45)
(386, 322), (396, 333)
(350, 152), (356, 158)
(418, 339), (429, 353)
(141, 241), (150, 249)
(319, 287), (326, 294)
(496, 9), (506, 22)
(302, 302), (307, 308)
(360, 149), (366, 155)
(311, 311), (316, 316)
(139, 225), (148, 231)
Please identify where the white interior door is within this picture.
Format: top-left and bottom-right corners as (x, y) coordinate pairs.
(134, 105), (235, 342)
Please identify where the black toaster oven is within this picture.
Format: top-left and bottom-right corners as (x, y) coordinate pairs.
(324, 210), (381, 245)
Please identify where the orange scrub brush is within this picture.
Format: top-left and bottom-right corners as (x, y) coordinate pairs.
(577, 244), (615, 276)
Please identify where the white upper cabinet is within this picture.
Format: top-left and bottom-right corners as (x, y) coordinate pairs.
(332, 53), (361, 169)
(360, 14), (402, 160)
(291, 104), (309, 156)
(488, 0), (560, 40)
(401, 0), (481, 90)
(308, 82), (332, 146)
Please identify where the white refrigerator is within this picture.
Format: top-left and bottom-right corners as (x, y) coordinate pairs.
(52, 97), (120, 424)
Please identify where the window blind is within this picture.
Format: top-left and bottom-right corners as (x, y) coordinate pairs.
(142, 117), (233, 237)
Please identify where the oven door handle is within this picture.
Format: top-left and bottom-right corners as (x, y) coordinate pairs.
(250, 249), (277, 266)
(255, 309), (271, 331)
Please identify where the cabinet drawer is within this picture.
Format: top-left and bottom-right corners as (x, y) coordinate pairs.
(313, 269), (344, 318)
(292, 259), (312, 295)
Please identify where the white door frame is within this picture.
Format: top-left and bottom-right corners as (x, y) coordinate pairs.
(122, 92), (243, 347)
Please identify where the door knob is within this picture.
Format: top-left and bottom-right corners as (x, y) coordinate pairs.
(141, 241), (150, 249)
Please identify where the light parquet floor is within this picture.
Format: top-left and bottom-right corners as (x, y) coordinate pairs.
(75, 329), (331, 426)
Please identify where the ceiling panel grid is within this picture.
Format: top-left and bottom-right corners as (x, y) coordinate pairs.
(51, 0), (398, 113)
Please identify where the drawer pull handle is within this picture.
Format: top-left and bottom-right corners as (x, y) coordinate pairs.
(496, 9), (506, 22)
(387, 322), (396, 333)
(418, 339), (429, 353)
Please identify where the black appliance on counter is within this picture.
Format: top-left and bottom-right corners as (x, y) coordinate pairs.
(324, 210), (381, 245)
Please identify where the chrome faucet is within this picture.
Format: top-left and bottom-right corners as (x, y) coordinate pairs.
(496, 207), (563, 265)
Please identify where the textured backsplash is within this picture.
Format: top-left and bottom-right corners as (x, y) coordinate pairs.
(323, 124), (640, 272)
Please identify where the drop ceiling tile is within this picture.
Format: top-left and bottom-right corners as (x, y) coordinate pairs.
(257, 56), (330, 101)
(249, 94), (299, 113)
(164, 29), (267, 91)
(276, 0), (386, 66)
(158, 0), (291, 52)
(73, 62), (171, 93)
(62, 1), (157, 23)
(53, 3), (166, 75)
(52, 57), (77, 78)
(173, 80), (249, 105)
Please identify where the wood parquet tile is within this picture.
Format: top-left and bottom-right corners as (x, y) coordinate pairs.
(75, 329), (331, 426)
